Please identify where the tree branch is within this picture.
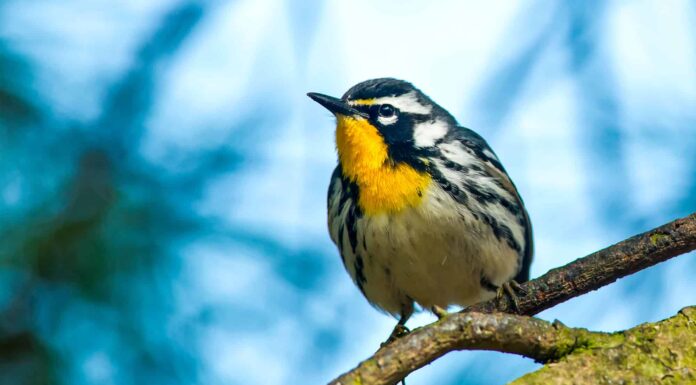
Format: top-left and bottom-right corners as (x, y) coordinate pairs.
(332, 311), (604, 385)
(511, 306), (696, 385)
(471, 212), (696, 315)
(328, 212), (696, 385)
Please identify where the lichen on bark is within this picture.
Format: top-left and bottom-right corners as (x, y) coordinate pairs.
(512, 306), (696, 385)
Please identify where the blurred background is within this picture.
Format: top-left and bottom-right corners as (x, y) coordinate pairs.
(0, 1), (695, 384)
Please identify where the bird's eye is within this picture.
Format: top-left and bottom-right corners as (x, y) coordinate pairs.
(378, 104), (396, 118)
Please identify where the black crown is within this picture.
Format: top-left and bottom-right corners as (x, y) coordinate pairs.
(342, 78), (418, 101)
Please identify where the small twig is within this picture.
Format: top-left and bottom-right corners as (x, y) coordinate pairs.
(328, 212), (696, 385)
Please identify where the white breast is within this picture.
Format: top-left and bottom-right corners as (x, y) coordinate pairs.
(330, 180), (521, 316)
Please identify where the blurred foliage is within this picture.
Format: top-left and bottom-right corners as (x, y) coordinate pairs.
(0, 1), (333, 383)
(0, 3), (211, 384)
(0, 44), (41, 130)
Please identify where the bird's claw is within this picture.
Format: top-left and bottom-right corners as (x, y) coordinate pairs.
(381, 324), (411, 347)
(496, 280), (526, 313)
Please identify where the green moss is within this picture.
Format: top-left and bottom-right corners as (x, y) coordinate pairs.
(649, 232), (669, 245)
(679, 306), (696, 320)
(543, 326), (624, 362)
(511, 307), (696, 384)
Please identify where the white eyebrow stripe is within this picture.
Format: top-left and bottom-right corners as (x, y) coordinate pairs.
(365, 91), (433, 115)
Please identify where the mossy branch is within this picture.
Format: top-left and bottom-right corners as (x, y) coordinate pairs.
(512, 307), (696, 385)
(331, 311), (606, 385)
(328, 212), (696, 385)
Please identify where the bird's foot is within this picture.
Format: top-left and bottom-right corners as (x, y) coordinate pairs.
(496, 280), (527, 313)
(381, 324), (411, 347)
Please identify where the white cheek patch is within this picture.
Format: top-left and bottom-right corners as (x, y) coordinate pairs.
(414, 119), (448, 147)
(371, 91), (432, 115)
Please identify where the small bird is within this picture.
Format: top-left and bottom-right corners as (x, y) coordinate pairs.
(308, 78), (532, 339)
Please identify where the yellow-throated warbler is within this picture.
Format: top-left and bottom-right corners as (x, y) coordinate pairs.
(308, 78), (533, 338)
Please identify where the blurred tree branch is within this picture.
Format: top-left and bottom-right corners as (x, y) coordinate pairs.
(328, 212), (696, 385)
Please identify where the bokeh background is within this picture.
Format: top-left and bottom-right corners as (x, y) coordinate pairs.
(1, 1), (695, 384)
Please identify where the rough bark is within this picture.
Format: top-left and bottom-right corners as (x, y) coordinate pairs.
(329, 311), (603, 385)
(328, 213), (696, 385)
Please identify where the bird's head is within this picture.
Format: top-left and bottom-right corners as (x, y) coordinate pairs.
(308, 78), (456, 175)
(308, 78), (457, 214)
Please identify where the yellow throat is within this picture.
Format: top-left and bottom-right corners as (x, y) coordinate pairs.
(335, 115), (431, 216)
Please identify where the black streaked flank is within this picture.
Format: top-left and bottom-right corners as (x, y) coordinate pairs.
(430, 135), (532, 281)
(337, 223), (345, 262)
(479, 212), (522, 253)
(464, 180), (521, 218)
(331, 164), (363, 256)
(428, 148), (524, 254)
(331, 164), (368, 295)
(438, 155), (469, 174)
(345, 205), (359, 254)
(449, 127), (534, 283)
(327, 168), (339, 210)
(431, 163), (521, 254)
(354, 252), (367, 295)
(428, 162), (469, 205)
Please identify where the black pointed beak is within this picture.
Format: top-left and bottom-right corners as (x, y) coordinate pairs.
(307, 92), (368, 118)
